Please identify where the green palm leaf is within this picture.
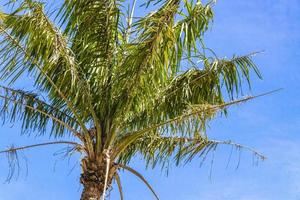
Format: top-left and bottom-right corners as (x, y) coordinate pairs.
(0, 85), (79, 137)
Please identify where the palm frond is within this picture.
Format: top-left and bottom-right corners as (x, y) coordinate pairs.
(114, 94), (257, 158)
(56, 0), (124, 151)
(0, 85), (80, 137)
(1, 1), (103, 142)
(0, 141), (80, 154)
(103, 0), (182, 146)
(121, 53), (262, 140)
(118, 135), (265, 169)
(0, 140), (81, 182)
(159, 52), (262, 104)
(113, 0), (181, 109)
(113, 0), (214, 118)
(123, 0), (137, 43)
(114, 89), (279, 159)
(0, 1), (78, 86)
(0, 7), (93, 141)
(173, 0), (214, 55)
(114, 172), (124, 200)
(117, 164), (159, 200)
(58, 0), (119, 91)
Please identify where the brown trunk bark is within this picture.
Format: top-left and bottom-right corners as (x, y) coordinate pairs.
(80, 158), (116, 200)
(80, 183), (102, 200)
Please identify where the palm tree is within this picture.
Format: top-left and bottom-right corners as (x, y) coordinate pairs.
(0, 0), (267, 199)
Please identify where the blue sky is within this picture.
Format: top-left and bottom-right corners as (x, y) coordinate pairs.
(0, 0), (300, 199)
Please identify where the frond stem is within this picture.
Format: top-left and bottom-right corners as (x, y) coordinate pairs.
(114, 172), (124, 200)
(0, 141), (81, 154)
(116, 164), (159, 200)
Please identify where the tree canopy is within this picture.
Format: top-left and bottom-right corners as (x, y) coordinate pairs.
(0, 0), (267, 199)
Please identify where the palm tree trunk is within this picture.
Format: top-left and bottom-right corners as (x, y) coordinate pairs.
(80, 183), (103, 200)
(80, 185), (103, 200)
(80, 158), (116, 200)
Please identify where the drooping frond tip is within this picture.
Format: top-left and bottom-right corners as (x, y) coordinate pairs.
(0, 140), (81, 182)
(117, 164), (159, 200)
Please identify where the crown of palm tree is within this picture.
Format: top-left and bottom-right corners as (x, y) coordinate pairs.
(0, 0), (267, 199)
